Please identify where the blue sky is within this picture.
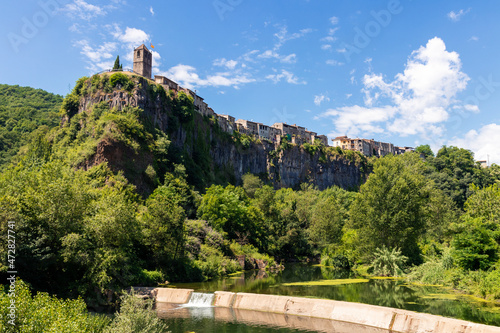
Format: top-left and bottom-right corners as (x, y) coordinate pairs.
(1, 0), (500, 163)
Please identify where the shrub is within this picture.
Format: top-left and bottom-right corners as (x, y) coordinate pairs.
(321, 253), (351, 270)
(109, 73), (134, 91)
(370, 246), (408, 277)
(104, 292), (170, 333)
(194, 244), (240, 280)
(0, 279), (110, 332)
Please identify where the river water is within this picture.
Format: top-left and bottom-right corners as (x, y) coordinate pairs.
(159, 264), (500, 332)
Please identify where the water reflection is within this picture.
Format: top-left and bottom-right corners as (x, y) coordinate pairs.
(157, 303), (391, 333)
(170, 264), (500, 326)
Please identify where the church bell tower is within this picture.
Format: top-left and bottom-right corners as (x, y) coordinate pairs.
(133, 44), (152, 79)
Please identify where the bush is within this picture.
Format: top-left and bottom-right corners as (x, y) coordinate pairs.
(104, 292), (170, 333)
(135, 269), (165, 286)
(0, 279), (110, 332)
(194, 244), (240, 280)
(109, 72), (134, 91)
(321, 253), (351, 270)
(370, 246), (408, 277)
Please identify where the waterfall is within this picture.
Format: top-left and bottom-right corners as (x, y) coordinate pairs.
(183, 292), (214, 308)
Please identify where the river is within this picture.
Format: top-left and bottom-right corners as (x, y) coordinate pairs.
(158, 264), (500, 332)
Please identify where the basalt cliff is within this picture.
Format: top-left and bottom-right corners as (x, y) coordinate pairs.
(69, 73), (368, 194)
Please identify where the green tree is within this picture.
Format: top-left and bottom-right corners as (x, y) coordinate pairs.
(308, 186), (354, 248)
(140, 180), (187, 266)
(415, 144), (434, 158)
(452, 217), (498, 271)
(112, 55), (122, 71)
(242, 173), (263, 198)
(426, 146), (489, 208)
(349, 153), (430, 264)
(198, 184), (264, 247)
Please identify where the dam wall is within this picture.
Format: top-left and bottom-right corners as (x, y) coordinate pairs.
(153, 288), (500, 333)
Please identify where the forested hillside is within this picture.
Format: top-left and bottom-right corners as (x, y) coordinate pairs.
(0, 84), (62, 167)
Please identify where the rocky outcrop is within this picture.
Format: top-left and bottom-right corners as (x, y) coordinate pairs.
(77, 76), (367, 191)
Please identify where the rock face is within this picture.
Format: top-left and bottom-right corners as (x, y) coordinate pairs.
(77, 76), (366, 191)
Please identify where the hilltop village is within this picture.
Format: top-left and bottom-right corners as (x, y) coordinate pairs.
(133, 44), (413, 157)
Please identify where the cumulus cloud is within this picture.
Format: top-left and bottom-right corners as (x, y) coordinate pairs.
(317, 37), (471, 138)
(448, 8), (470, 22)
(449, 124), (500, 164)
(150, 6), (155, 16)
(112, 26), (150, 46)
(314, 94), (330, 106)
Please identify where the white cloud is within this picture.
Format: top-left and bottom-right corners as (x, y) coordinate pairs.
(213, 58), (238, 69)
(163, 64), (255, 90)
(321, 44), (332, 50)
(273, 26), (313, 50)
(329, 16), (339, 25)
(314, 94), (330, 106)
(258, 50), (297, 63)
(318, 37), (471, 138)
(449, 124), (500, 164)
(447, 8), (470, 22)
(321, 36), (336, 43)
(150, 6), (155, 16)
(112, 26), (150, 46)
(326, 59), (344, 66)
(318, 106), (397, 136)
(64, 0), (106, 20)
(75, 40), (117, 71)
(469, 36), (479, 42)
(328, 27), (339, 36)
(266, 70), (305, 85)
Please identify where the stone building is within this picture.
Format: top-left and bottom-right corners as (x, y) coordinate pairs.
(236, 119), (259, 136)
(133, 44), (152, 79)
(216, 114), (236, 133)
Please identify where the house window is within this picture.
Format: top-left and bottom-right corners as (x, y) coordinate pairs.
(137, 50), (141, 58)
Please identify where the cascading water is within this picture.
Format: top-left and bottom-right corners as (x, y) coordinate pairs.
(183, 292), (215, 308)
(180, 292), (215, 318)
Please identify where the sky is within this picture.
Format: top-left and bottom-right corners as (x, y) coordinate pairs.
(1, 0), (500, 164)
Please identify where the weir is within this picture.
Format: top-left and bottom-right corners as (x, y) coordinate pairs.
(183, 292), (214, 308)
(152, 288), (500, 333)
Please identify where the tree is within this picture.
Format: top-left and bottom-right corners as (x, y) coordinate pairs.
(112, 55), (122, 71)
(349, 153), (430, 264)
(198, 184), (264, 247)
(415, 144), (434, 158)
(452, 217), (498, 271)
(426, 146), (489, 208)
(242, 173), (263, 198)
